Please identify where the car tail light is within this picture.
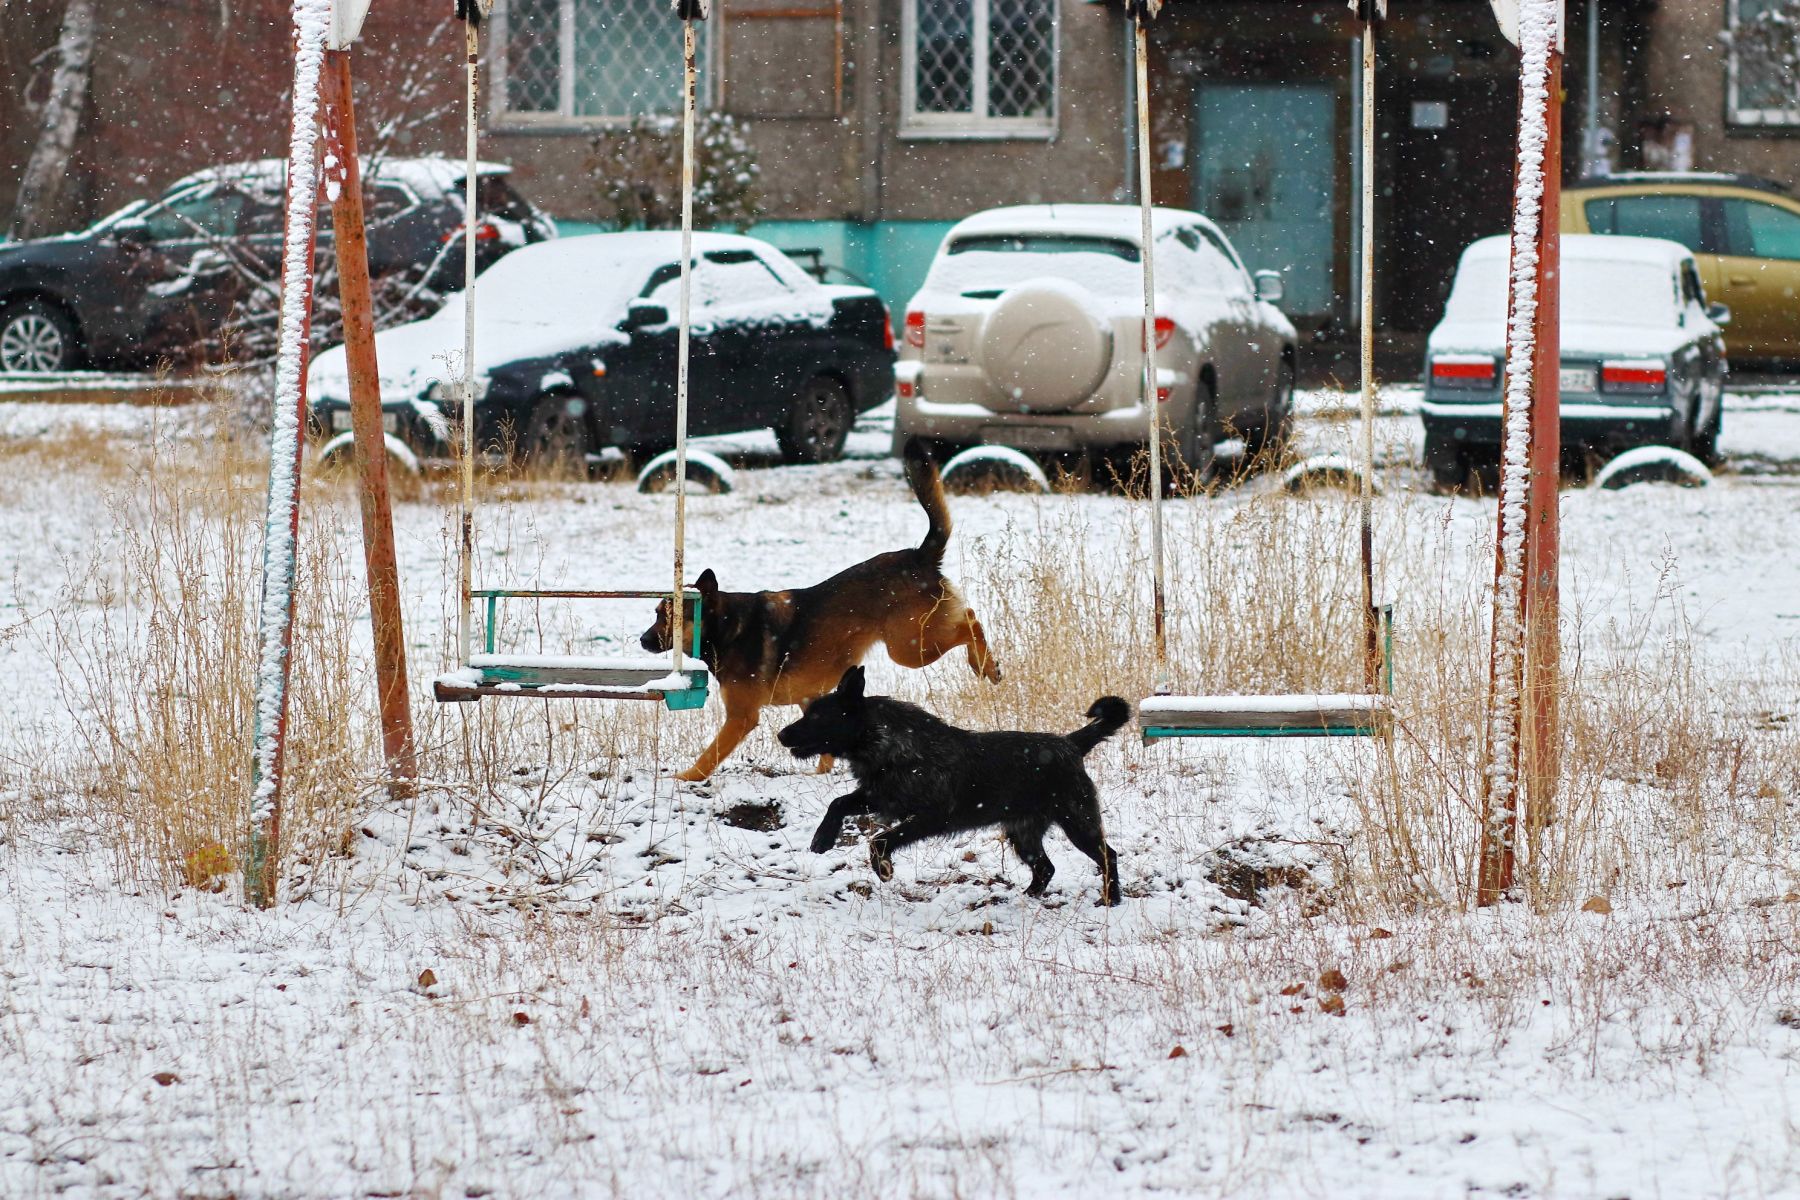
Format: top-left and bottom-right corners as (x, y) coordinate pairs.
(904, 310), (925, 349)
(1430, 355), (1497, 387)
(883, 314), (896, 351)
(1600, 360), (1667, 393)
(1156, 385), (1171, 404)
(1154, 316), (1175, 350)
(897, 378), (916, 399)
(441, 222), (501, 243)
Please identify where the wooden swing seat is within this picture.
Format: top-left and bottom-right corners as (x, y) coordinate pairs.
(1139, 693), (1392, 739)
(1139, 605), (1395, 741)
(434, 589), (709, 710)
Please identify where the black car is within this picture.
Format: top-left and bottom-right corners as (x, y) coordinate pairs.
(0, 158), (554, 373)
(306, 232), (896, 466)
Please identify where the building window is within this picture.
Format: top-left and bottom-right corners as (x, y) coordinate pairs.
(1728, 0), (1800, 127)
(904, 0), (1057, 138)
(493, 0), (712, 128)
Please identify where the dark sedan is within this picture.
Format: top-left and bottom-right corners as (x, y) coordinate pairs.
(0, 158), (553, 373)
(306, 232), (895, 467)
(1421, 233), (1729, 488)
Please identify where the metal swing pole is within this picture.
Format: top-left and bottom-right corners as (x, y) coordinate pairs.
(668, 2), (708, 679)
(1356, 0), (1383, 691)
(1131, 0), (1168, 695)
(456, 2), (486, 668)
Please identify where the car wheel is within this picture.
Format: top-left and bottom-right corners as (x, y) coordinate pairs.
(1692, 403), (1723, 467)
(1157, 383), (1218, 496)
(1424, 432), (1468, 493)
(1245, 357), (1296, 466)
(778, 375), (853, 464)
(0, 298), (79, 373)
(522, 392), (590, 478)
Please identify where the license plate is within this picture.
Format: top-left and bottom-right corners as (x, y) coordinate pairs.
(330, 409), (398, 433)
(986, 424), (1074, 451)
(1559, 366), (1597, 394)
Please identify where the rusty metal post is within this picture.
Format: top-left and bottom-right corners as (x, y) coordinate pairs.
(1478, 0), (1563, 907)
(248, 0), (332, 909)
(1523, 37), (1563, 857)
(322, 49), (418, 798)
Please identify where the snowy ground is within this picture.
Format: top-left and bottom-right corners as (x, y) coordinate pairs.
(1, 393), (1797, 1198)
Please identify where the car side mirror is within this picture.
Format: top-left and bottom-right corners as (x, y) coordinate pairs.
(621, 301), (669, 331)
(1254, 270), (1285, 304)
(111, 217), (151, 247)
(1706, 301), (1732, 326)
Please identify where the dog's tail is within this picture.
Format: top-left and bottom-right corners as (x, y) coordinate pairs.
(1067, 697), (1131, 756)
(904, 440), (952, 564)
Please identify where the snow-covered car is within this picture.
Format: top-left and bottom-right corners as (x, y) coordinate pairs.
(893, 205), (1298, 472)
(0, 158), (553, 373)
(1421, 234), (1729, 488)
(307, 232), (895, 468)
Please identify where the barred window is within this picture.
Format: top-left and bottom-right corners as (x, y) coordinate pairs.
(904, 0), (1056, 137)
(1728, 0), (1800, 127)
(494, 0), (712, 126)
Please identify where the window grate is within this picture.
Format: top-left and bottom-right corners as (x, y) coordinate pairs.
(497, 0), (712, 125)
(1728, 0), (1800, 127)
(906, 0), (1055, 135)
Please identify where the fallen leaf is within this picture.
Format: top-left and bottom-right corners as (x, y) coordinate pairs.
(579, 996), (591, 1019)
(151, 1072), (179, 1087)
(1369, 927), (1394, 939)
(512, 1011), (531, 1026)
(1319, 995), (1346, 1017)
(417, 968), (438, 990)
(1279, 983), (1306, 997)
(1168, 1045), (1187, 1059)
(1318, 969), (1349, 993)
(1215, 1023), (1234, 1038)
(981, 921), (994, 936)
(1580, 895), (1613, 915)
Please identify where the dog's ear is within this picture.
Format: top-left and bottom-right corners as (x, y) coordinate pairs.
(837, 665), (865, 700)
(694, 568), (719, 596)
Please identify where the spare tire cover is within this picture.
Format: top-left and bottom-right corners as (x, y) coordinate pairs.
(977, 279), (1113, 413)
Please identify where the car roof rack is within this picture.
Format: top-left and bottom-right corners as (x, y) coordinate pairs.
(1573, 170), (1792, 195)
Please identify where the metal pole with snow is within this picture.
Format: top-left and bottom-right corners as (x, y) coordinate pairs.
(1477, 0), (1564, 907)
(248, 0), (335, 909)
(1129, 0), (1168, 695)
(322, 0), (419, 802)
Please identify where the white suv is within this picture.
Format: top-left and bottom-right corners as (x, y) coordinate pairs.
(894, 204), (1298, 472)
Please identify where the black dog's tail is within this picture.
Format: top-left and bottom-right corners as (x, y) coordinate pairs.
(1068, 697), (1131, 756)
(904, 440), (952, 565)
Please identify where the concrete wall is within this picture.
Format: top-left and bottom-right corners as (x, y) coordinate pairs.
(1641, 0), (1800, 187)
(487, 0), (1129, 223)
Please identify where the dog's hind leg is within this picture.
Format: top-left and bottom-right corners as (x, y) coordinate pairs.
(887, 598), (1002, 683)
(1057, 808), (1122, 906)
(1007, 821), (1056, 897)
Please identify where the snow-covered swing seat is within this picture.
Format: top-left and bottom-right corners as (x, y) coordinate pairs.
(1125, 0), (1396, 742)
(431, 0), (711, 711)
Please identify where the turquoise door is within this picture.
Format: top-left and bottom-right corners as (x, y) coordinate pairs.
(1193, 85), (1337, 317)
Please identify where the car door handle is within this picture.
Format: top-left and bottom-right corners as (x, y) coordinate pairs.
(1728, 275), (1755, 286)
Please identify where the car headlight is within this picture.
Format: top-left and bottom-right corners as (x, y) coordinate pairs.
(425, 376), (489, 403)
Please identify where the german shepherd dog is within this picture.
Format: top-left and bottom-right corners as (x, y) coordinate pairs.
(640, 443), (1001, 782)
(778, 667), (1128, 906)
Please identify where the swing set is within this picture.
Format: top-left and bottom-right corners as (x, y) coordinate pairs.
(251, 0), (1562, 910)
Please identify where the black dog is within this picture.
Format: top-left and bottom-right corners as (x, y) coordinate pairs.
(777, 667), (1128, 906)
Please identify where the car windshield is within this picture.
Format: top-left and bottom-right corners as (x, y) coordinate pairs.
(928, 233), (1142, 295)
(457, 240), (652, 325)
(1444, 254), (1678, 328)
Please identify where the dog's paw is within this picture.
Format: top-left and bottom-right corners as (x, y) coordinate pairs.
(869, 842), (894, 882)
(674, 766), (709, 783)
(814, 755), (835, 775)
(809, 824), (839, 854)
(1095, 889), (1123, 908)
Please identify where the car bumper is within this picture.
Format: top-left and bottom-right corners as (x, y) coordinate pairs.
(895, 365), (1190, 453)
(1421, 399), (1675, 448)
